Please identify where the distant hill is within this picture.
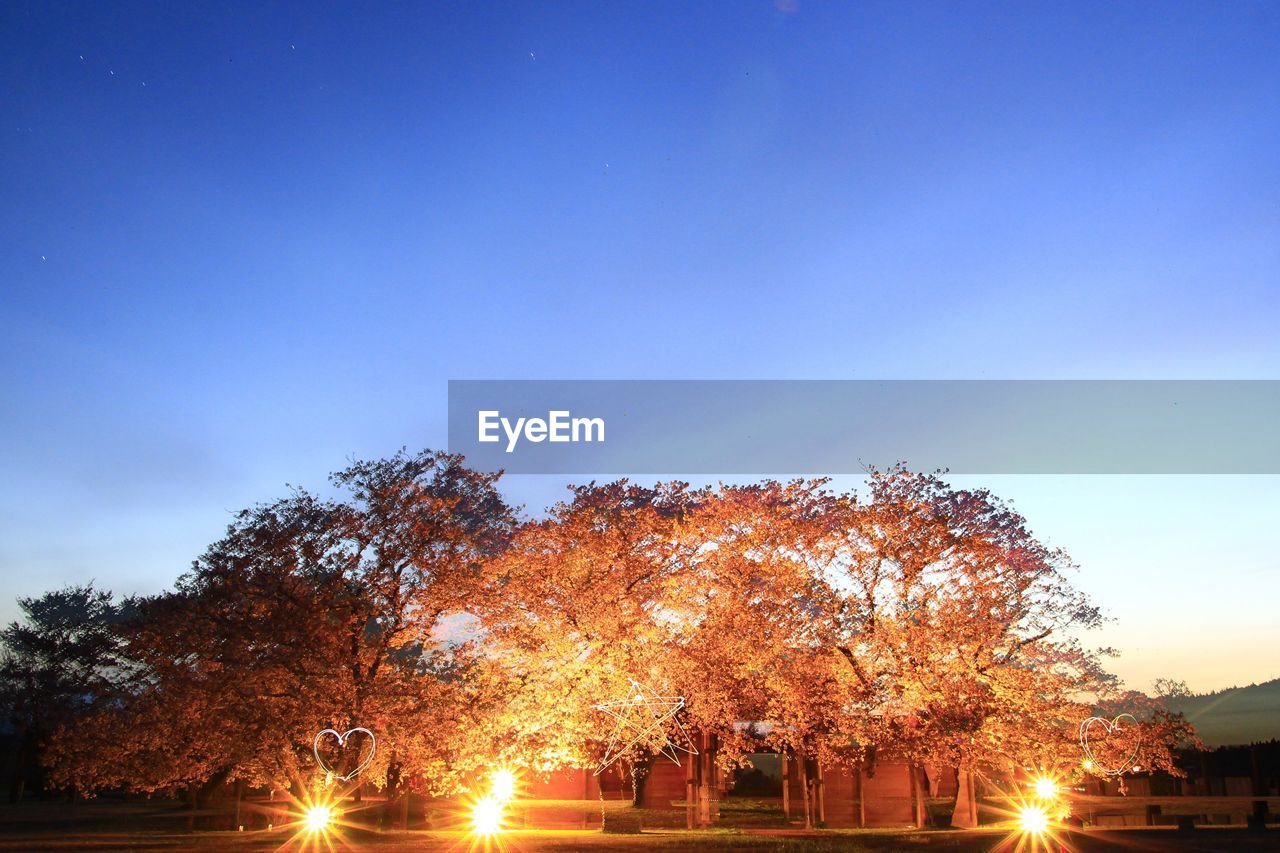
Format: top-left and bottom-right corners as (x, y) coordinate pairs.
(1163, 678), (1280, 747)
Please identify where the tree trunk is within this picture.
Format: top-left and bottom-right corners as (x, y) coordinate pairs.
(193, 765), (233, 809)
(814, 758), (824, 827)
(781, 754), (790, 818)
(950, 768), (979, 828)
(629, 757), (652, 808)
(910, 763), (926, 828)
(800, 756), (811, 829)
(3, 722), (29, 803)
(697, 731), (718, 827)
(685, 745), (697, 829)
(943, 766), (960, 825)
(599, 778), (608, 827)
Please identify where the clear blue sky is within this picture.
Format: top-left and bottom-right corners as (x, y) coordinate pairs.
(2, 3), (1277, 691)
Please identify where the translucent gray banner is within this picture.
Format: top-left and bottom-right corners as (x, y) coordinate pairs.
(447, 380), (1280, 475)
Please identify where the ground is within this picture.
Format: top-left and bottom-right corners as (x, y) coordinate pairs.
(1, 826), (1279, 852)
(2, 797), (1278, 852)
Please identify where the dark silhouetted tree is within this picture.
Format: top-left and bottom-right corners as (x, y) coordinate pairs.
(0, 584), (135, 800)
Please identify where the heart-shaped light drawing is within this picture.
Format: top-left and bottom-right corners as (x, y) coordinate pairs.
(1079, 713), (1142, 777)
(312, 727), (376, 782)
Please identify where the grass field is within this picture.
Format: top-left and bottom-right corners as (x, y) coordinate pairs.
(1, 825), (1279, 852)
(2, 797), (1278, 852)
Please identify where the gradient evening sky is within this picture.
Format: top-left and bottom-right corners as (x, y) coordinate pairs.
(2, 3), (1277, 693)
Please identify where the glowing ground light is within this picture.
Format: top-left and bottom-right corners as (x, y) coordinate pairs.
(1033, 777), (1058, 800)
(304, 804), (334, 833)
(491, 768), (517, 802)
(472, 796), (504, 835)
(1019, 804), (1049, 835)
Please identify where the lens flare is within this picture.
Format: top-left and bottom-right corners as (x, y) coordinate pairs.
(304, 804), (333, 833)
(1033, 777), (1057, 800)
(491, 768), (517, 802)
(472, 796), (504, 835)
(1019, 804), (1049, 834)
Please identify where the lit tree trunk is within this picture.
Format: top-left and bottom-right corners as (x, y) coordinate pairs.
(685, 746), (697, 829)
(950, 767), (979, 828)
(698, 731), (717, 826)
(943, 766), (960, 825)
(781, 753), (790, 818)
(629, 755), (653, 808)
(800, 755), (811, 829)
(911, 763), (926, 828)
(814, 758), (824, 827)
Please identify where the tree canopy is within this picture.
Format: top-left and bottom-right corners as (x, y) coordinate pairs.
(0, 451), (1196, 807)
(44, 450), (516, 799)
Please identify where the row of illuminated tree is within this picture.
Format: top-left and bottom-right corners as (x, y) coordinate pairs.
(0, 449), (1196, 808)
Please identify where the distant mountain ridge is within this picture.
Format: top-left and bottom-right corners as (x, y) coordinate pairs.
(1162, 678), (1280, 747)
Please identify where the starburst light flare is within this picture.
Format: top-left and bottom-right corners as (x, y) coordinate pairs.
(472, 796), (504, 835)
(1018, 803), (1049, 835)
(304, 804), (334, 833)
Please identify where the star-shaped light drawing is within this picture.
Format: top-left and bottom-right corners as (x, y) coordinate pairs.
(593, 679), (698, 774)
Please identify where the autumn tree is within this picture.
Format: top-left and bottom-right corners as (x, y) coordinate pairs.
(475, 480), (705, 805)
(807, 467), (1193, 814)
(35, 458), (1195, 819)
(474, 478), (848, 807)
(1080, 688), (1199, 780)
(654, 480), (846, 765)
(48, 450), (516, 802)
